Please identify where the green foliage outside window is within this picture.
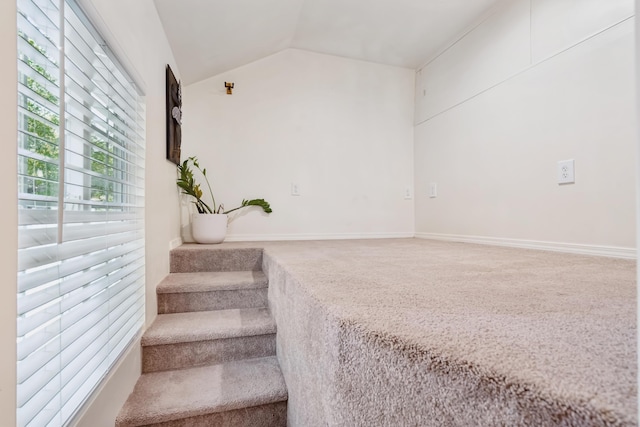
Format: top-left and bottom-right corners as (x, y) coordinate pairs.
(90, 137), (116, 202)
(20, 33), (120, 204)
(19, 32), (59, 198)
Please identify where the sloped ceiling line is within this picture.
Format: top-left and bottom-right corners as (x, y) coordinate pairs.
(153, 0), (503, 85)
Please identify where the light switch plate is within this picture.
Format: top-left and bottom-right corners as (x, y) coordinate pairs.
(429, 182), (437, 198)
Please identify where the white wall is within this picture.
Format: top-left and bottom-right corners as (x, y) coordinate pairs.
(182, 49), (415, 240)
(69, 0), (182, 425)
(0, 0), (17, 425)
(414, 0), (636, 254)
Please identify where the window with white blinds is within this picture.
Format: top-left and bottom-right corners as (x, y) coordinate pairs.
(17, 0), (145, 425)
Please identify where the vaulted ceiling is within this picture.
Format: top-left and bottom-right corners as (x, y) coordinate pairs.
(153, 0), (503, 85)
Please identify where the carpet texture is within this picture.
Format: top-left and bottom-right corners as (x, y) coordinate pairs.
(142, 308), (276, 345)
(157, 271), (268, 293)
(116, 356), (287, 426)
(157, 271), (269, 314)
(142, 402), (287, 427)
(141, 308), (276, 373)
(169, 247), (263, 272)
(158, 288), (268, 314)
(181, 239), (636, 426)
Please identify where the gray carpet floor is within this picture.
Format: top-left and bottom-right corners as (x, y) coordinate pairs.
(202, 238), (637, 426)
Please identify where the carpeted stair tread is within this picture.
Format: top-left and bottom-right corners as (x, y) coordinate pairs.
(157, 271), (268, 294)
(116, 356), (287, 427)
(142, 308), (276, 346)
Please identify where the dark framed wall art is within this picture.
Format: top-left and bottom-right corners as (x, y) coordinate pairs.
(166, 64), (182, 165)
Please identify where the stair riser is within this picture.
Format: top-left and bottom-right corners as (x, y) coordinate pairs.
(131, 401), (287, 427)
(158, 288), (268, 314)
(170, 248), (263, 273)
(142, 334), (276, 373)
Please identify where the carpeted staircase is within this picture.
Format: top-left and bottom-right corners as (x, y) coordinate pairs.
(116, 247), (287, 427)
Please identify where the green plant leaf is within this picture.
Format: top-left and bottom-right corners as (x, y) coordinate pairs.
(223, 198), (272, 214)
(175, 156), (217, 213)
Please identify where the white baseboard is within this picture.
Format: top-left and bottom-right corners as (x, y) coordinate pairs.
(415, 233), (636, 259)
(169, 237), (183, 250)
(225, 232), (415, 242)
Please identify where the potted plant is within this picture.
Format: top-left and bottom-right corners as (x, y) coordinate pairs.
(176, 156), (272, 243)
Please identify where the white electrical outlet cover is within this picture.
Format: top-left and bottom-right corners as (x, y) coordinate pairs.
(557, 160), (575, 184)
(404, 187), (412, 200)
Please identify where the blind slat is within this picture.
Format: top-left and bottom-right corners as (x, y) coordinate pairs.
(18, 242), (143, 335)
(63, 152), (141, 188)
(19, 219), (142, 248)
(17, 350), (60, 408)
(63, 60), (144, 137)
(62, 220), (143, 242)
(65, 121), (141, 165)
(18, 229), (141, 272)
(65, 87), (140, 146)
(17, 250), (143, 323)
(63, 28), (137, 116)
(60, 338), (110, 409)
(17, 13), (59, 66)
(64, 8), (138, 108)
(17, 0), (60, 59)
(18, 57), (59, 95)
(18, 374), (60, 427)
(20, 208), (142, 226)
(18, 102), (60, 130)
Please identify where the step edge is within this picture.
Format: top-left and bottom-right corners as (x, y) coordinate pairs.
(157, 272), (268, 293)
(148, 307), (275, 321)
(141, 329), (277, 347)
(117, 393), (288, 427)
(116, 356), (287, 426)
(161, 271), (267, 280)
(157, 282), (269, 294)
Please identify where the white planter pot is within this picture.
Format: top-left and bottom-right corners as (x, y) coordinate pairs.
(191, 213), (228, 244)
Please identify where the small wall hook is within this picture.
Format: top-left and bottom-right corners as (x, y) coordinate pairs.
(225, 82), (234, 95)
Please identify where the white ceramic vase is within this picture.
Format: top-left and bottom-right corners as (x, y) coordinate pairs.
(191, 213), (228, 244)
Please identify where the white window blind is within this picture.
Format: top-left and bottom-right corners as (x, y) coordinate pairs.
(17, 0), (145, 425)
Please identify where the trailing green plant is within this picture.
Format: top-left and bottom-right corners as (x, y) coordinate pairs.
(176, 156), (272, 215)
